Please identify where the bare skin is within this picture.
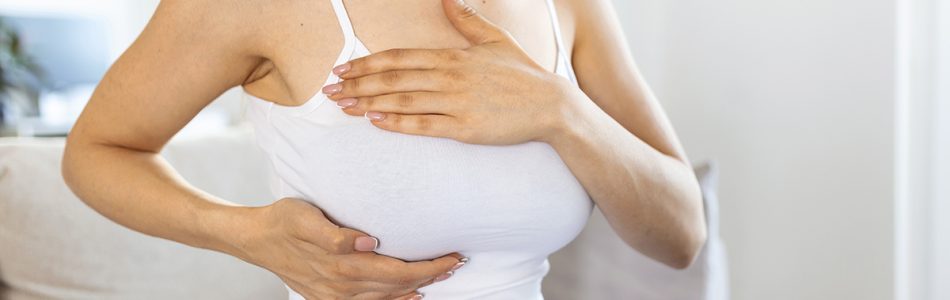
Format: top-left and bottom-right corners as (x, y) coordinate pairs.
(62, 0), (706, 299)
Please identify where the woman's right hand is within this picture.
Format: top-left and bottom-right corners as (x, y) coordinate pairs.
(234, 198), (466, 300)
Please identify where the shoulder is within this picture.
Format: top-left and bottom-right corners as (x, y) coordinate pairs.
(561, 0), (615, 30)
(553, 0), (617, 49)
(146, 0), (258, 48)
(153, 0), (256, 26)
(148, 0), (337, 58)
(559, 0), (624, 50)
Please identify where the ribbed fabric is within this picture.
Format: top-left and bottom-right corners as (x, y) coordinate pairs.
(245, 1), (592, 299)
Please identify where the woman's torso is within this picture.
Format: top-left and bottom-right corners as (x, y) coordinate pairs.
(241, 1), (593, 298)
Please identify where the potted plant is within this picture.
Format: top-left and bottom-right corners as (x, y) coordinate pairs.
(0, 17), (43, 133)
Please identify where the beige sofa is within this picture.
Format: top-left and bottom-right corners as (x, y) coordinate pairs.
(0, 126), (727, 299)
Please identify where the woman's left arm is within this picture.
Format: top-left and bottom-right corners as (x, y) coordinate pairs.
(546, 0), (707, 268)
(323, 0), (706, 268)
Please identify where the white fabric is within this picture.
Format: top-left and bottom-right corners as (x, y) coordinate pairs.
(244, 0), (591, 299)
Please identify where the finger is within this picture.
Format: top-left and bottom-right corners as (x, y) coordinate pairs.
(344, 252), (465, 286)
(417, 252), (467, 288)
(292, 203), (379, 254)
(381, 253), (467, 288)
(308, 227), (379, 255)
(351, 290), (422, 300)
(393, 291), (427, 300)
(441, 0), (513, 45)
(365, 113), (457, 139)
(326, 70), (446, 100)
(337, 92), (454, 116)
(345, 280), (415, 299)
(336, 48), (466, 79)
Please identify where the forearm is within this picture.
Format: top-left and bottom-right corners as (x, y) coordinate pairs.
(61, 140), (256, 258)
(545, 93), (707, 268)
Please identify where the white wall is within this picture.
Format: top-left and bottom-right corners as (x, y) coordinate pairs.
(934, 3), (950, 298)
(612, 0), (897, 299)
(897, 0), (950, 299)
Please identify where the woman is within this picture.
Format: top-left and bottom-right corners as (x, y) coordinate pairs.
(62, 0), (706, 299)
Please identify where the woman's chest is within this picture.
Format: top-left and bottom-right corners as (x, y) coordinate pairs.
(255, 119), (594, 262)
(245, 0), (573, 108)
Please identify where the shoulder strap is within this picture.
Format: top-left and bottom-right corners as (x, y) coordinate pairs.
(327, 0), (360, 83)
(330, 0), (358, 41)
(544, 0), (577, 84)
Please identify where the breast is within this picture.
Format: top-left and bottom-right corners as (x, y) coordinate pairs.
(247, 94), (594, 265)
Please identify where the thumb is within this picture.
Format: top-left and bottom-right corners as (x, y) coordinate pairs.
(441, 0), (511, 45)
(342, 227), (380, 252)
(279, 198), (380, 254)
(305, 206), (379, 254)
(323, 227), (379, 254)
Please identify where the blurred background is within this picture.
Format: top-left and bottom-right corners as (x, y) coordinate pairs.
(0, 0), (946, 299)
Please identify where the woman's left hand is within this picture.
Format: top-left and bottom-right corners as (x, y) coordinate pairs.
(323, 0), (580, 146)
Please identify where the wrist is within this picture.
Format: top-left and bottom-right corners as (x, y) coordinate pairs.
(540, 82), (594, 148)
(194, 202), (266, 261)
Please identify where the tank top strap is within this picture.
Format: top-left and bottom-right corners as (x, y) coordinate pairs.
(544, 0), (577, 85)
(330, 0), (357, 40)
(329, 0), (360, 73)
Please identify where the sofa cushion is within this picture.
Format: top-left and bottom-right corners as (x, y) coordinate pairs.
(0, 126), (286, 300)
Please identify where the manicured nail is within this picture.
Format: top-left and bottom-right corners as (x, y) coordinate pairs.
(433, 271), (454, 283)
(332, 63), (350, 75)
(459, 257), (469, 263)
(410, 293), (425, 300)
(365, 111), (386, 121)
(449, 261), (466, 272)
(322, 83), (342, 94)
(336, 98), (358, 108)
(354, 236), (378, 251)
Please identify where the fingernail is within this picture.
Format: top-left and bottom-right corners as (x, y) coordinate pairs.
(322, 83), (342, 94)
(410, 293), (425, 300)
(332, 63), (350, 75)
(433, 271), (454, 283)
(354, 236), (378, 251)
(449, 261), (466, 272)
(365, 111), (386, 121)
(336, 98), (358, 108)
(459, 256), (469, 263)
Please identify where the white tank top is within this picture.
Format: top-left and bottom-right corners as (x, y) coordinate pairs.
(243, 1), (592, 298)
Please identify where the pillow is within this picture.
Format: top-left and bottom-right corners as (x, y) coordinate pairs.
(0, 127), (286, 300)
(543, 162), (730, 300)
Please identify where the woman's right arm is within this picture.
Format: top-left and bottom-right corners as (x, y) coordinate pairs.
(62, 0), (265, 259)
(62, 1), (461, 299)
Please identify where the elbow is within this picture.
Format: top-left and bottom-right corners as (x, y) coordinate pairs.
(667, 171), (708, 269)
(61, 132), (97, 199)
(60, 136), (83, 195)
(665, 223), (707, 269)
(656, 179), (708, 270)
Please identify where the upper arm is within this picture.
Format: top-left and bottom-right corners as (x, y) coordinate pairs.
(68, 0), (262, 152)
(566, 0), (689, 163)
